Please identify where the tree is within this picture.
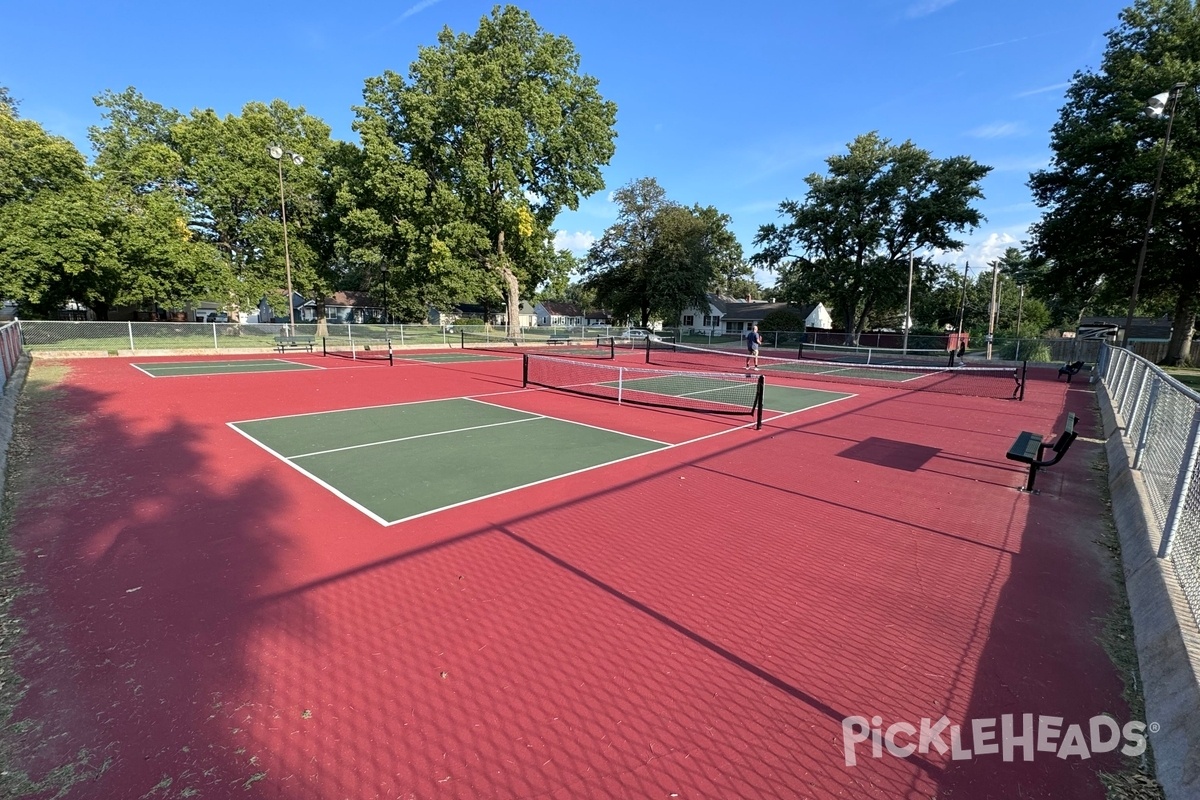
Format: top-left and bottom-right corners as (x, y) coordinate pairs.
(753, 132), (990, 343)
(355, 4), (617, 337)
(89, 88), (223, 313)
(172, 100), (334, 316)
(1029, 0), (1200, 365)
(583, 177), (739, 326)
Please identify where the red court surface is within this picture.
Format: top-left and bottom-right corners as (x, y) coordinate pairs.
(6, 354), (1131, 799)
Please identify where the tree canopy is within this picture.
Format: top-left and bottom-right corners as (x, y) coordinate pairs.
(753, 132), (990, 343)
(581, 177), (742, 327)
(1029, 0), (1200, 364)
(352, 4), (617, 333)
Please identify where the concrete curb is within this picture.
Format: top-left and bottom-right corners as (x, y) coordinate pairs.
(1098, 389), (1200, 798)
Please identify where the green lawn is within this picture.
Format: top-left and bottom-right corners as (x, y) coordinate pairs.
(1164, 367), (1200, 391)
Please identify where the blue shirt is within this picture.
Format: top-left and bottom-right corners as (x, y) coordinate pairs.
(746, 330), (761, 350)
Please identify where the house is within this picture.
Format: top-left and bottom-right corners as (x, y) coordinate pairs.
(299, 291), (387, 324)
(534, 301), (584, 327)
(679, 294), (833, 334)
(1077, 315), (1172, 342)
(583, 308), (612, 327)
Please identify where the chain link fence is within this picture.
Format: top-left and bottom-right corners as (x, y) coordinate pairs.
(1099, 343), (1200, 632)
(13, 320), (626, 353)
(1, 321), (22, 397)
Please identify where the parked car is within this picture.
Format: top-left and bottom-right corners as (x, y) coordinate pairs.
(205, 312), (230, 323)
(622, 328), (650, 340)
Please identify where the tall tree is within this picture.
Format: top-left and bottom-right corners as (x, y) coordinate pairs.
(582, 178), (738, 327)
(355, 4), (617, 336)
(1028, 0), (1200, 365)
(172, 100), (334, 316)
(752, 132), (989, 343)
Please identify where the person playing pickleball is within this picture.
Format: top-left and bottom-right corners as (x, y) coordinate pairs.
(745, 324), (762, 370)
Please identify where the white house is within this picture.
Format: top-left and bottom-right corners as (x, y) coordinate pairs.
(534, 301), (584, 327)
(679, 294), (832, 334)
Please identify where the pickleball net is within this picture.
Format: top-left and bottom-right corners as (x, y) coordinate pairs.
(322, 336), (394, 365)
(524, 354), (764, 428)
(647, 340), (1025, 400)
(799, 341), (954, 367)
(462, 330), (616, 359)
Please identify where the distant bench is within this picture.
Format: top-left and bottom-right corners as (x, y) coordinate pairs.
(1058, 360), (1086, 382)
(1005, 412), (1078, 493)
(274, 336), (315, 353)
(547, 334), (572, 344)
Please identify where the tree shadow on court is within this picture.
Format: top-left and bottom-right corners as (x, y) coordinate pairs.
(1, 358), (1134, 799)
(2, 364), (296, 798)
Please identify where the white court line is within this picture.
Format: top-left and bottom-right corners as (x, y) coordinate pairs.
(130, 363), (158, 377)
(465, 397), (669, 446)
(290, 416), (542, 459)
(225, 422), (390, 526)
(230, 395), (487, 425)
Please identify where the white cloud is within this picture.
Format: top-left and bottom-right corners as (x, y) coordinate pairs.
(554, 230), (596, 254)
(1015, 82), (1070, 99)
(906, 0), (957, 18)
(393, 0), (443, 24)
(968, 122), (1022, 139)
(935, 229), (1028, 270)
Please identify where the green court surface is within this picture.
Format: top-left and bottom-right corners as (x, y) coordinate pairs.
(229, 398), (666, 525)
(396, 353), (510, 363)
(766, 384), (852, 413)
(133, 359), (320, 377)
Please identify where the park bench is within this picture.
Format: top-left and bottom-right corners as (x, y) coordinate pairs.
(1058, 360), (1086, 382)
(1005, 412), (1078, 493)
(547, 334), (572, 344)
(274, 336), (315, 353)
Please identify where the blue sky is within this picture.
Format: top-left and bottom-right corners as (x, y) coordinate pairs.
(3, 0), (1131, 287)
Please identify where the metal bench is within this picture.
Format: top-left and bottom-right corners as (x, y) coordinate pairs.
(1058, 360), (1086, 382)
(1005, 412), (1078, 493)
(274, 336), (315, 353)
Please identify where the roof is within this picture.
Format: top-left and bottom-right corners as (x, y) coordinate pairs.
(301, 291), (384, 309)
(538, 301), (582, 316)
(719, 300), (818, 322)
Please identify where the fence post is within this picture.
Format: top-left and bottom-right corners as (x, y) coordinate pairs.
(1159, 408), (1200, 559)
(128, 321), (135, 352)
(212, 323), (218, 351)
(1126, 365), (1151, 431)
(1133, 376), (1161, 470)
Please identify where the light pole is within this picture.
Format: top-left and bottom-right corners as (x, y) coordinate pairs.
(903, 249), (915, 354)
(1122, 82), (1187, 348)
(268, 145), (304, 335)
(1014, 284), (1025, 361)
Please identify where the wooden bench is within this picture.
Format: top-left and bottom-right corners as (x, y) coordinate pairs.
(1058, 360), (1086, 382)
(274, 336), (315, 353)
(1006, 412), (1078, 493)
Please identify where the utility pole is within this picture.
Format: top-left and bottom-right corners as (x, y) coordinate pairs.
(903, 250), (915, 354)
(986, 260), (1000, 360)
(955, 261), (970, 355)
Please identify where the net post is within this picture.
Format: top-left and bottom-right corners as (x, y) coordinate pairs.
(322, 336), (328, 357)
(460, 329), (465, 349)
(1019, 360), (1027, 401)
(387, 339), (394, 366)
(607, 336), (615, 359)
(755, 375), (764, 430)
(522, 354), (529, 387)
(645, 335), (651, 364)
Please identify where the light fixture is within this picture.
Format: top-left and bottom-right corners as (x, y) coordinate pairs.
(1123, 83), (1188, 348)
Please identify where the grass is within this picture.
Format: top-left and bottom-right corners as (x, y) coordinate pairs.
(0, 363), (107, 798)
(1163, 366), (1200, 391)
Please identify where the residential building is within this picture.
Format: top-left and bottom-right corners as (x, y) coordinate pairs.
(679, 294), (832, 334)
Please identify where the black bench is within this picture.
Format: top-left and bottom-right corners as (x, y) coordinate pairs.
(1058, 360), (1086, 382)
(1006, 412), (1078, 493)
(547, 335), (572, 344)
(274, 336), (315, 353)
